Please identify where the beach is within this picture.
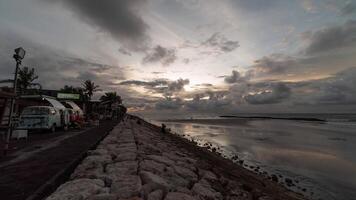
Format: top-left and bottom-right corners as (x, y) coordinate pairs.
(45, 115), (305, 200)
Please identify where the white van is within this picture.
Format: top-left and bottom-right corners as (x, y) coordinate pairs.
(17, 106), (70, 132)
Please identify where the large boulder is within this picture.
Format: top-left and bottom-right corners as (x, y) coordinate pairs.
(146, 155), (175, 166)
(106, 161), (138, 175)
(46, 179), (108, 200)
(140, 171), (171, 193)
(191, 183), (223, 200)
(147, 189), (163, 200)
(139, 159), (166, 174)
(110, 175), (142, 199)
(164, 192), (197, 200)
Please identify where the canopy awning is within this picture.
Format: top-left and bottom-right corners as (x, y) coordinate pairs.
(65, 101), (83, 114)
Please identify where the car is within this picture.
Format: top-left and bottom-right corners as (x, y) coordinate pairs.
(17, 106), (70, 132)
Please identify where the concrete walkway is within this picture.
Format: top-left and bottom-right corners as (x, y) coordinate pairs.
(45, 117), (304, 200)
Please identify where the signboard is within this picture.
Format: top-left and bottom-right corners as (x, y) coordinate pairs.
(57, 93), (80, 100)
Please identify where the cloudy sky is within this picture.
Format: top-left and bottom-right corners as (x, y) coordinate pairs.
(0, 0), (356, 117)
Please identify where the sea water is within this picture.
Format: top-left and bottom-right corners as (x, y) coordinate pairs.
(149, 114), (356, 200)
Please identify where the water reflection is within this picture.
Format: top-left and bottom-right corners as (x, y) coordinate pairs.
(161, 119), (356, 200)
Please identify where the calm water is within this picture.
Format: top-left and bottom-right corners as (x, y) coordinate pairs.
(151, 117), (356, 200)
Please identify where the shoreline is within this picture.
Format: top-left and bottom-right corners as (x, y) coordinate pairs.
(45, 114), (306, 200)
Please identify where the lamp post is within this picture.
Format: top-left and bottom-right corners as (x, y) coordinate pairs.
(3, 47), (25, 155)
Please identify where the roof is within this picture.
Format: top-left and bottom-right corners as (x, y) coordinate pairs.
(0, 91), (15, 98)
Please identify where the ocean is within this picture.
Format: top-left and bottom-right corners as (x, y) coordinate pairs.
(141, 113), (356, 200)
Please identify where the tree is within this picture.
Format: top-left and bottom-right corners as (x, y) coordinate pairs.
(100, 92), (122, 104)
(60, 85), (84, 94)
(17, 66), (39, 94)
(82, 80), (100, 100)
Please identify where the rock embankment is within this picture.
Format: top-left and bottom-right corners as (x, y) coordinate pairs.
(45, 116), (305, 200)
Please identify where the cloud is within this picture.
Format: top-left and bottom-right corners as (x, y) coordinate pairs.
(244, 82), (291, 104)
(48, 0), (149, 51)
(293, 68), (356, 105)
(224, 70), (251, 84)
(142, 45), (177, 66)
(185, 91), (231, 112)
(119, 78), (189, 97)
(252, 54), (296, 75)
(118, 48), (132, 56)
(303, 20), (356, 54)
(0, 30), (126, 96)
(202, 32), (239, 53)
(155, 97), (184, 110)
(341, 1), (356, 15)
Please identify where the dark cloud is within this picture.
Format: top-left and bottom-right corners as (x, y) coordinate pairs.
(202, 32), (239, 53)
(341, 2), (356, 15)
(244, 82), (291, 104)
(0, 30), (126, 95)
(142, 45), (177, 66)
(155, 97), (184, 110)
(252, 54), (296, 75)
(118, 48), (132, 56)
(49, 0), (149, 51)
(304, 20), (356, 54)
(293, 68), (356, 105)
(119, 78), (189, 97)
(185, 91), (231, 112)
(224, 70), (251, 84)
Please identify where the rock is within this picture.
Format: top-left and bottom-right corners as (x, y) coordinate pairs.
(106, 161), (138, 175)
(114, 152), (137, 162)
(87, 194), (117, 200)
(46, 179), (107, 200)
(258, 196), (273, 200)
(147, 189), (163, 200)
(88, 149), (109, 156)
(139, 159), (166, 174)
(70, 165), (104, 180)
(285, 178), (293, 185)
(110, 175), (142, 199)
(164, 192), (197, 200)
(199, 170), (218, 183)
(191, 183), (223, 200)
(140, 171), (171, 192)
(146, 155), (175, 166)
(175, 161), (196, 172)
(173, 166), (198, 182)
(271, 174), (278, 182)
(162, 167), (190, 188)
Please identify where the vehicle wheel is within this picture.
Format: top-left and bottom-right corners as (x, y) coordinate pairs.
(63, 125), (68, 131)
(50, 125), (56, 133)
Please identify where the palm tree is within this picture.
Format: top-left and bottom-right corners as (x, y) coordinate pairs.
(100, 92), (122, 104)
(82, 80), (100, 100)
(17, 66), (39, 94)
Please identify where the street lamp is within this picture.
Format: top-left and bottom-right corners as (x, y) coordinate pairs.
(3, 47), (26, 155)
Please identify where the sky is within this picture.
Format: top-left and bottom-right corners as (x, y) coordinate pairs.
(0, 0), (356, 117)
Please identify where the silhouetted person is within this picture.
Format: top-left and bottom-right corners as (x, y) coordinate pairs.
(161, 123), (166, 133)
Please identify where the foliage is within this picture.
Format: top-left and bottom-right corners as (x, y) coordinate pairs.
(60, 85), (84, 94)
(100, 92), (122, 104)
(17, 66), (39, 94)
(82, 80), (100, 100)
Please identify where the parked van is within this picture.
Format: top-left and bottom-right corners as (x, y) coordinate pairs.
(17, 106), (69, 132)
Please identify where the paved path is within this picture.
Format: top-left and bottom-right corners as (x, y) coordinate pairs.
(45, 117), (304, 200)
(0, 120), (119, 200)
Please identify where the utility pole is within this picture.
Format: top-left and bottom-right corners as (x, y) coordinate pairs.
(3, 47), (25, 155)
